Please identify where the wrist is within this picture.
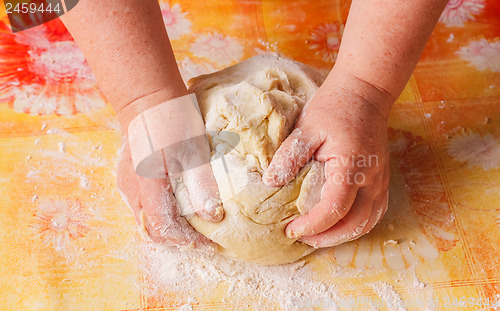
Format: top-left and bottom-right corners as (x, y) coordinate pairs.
(325, 65), (396, 119)
(116, 86), (189, 132)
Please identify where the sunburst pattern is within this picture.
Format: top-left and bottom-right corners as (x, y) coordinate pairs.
(0, 18), (105, 115)
(447, 130), (500, 170)
(456, 39), (500, 73)
(308, 23), (344, 63)
(160, 2), (192, 40)
(327, 129), (457, 270)
(178, 57), (216, 84)
(30, 199), (90, 251)
(190, 32), (243, 66)
(439, 0), (485, 27)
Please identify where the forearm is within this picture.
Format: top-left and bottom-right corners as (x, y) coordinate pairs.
(61, 0), (186, 128)
(327, 0), (448, 113)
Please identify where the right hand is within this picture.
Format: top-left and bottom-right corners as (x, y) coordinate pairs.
(116, 92), (224, 249)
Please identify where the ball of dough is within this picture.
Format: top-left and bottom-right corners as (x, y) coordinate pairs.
(178, 55), (326, 265)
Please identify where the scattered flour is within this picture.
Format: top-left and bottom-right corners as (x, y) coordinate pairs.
(370, 282), (408, 311)
(79, 174), (91, 189)
(58, 142), (66, 153)
(26, 170), (38, 178)
(47, 128), (68, 135)
(139, 241), (343, 311)
(384, 239), (399, 246)
(178, 303), (194, 311)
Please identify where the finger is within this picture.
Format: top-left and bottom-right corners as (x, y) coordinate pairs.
(262, 127), (322, 187)
(168, 134), (224, 222)
(298, 186), (374, 247)
(174, 135), (224, 222)
(137, 175), (214, 249)
(118, 186), (143, 226)
(358, 189), (389, 237)
(183, 162), (224, 222)
(285, 162), (359, 238)
(116, 141), (143, 224)
(357, 163), (390, 236)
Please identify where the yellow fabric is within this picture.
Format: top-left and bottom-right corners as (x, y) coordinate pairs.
(0, 0), (499, 309)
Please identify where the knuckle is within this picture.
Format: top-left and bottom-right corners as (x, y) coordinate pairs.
(192, 174), (215, 188)
(358, 218), (370, 232)
(329, 201), (349, 219)
(346, 220), (368, 239)
(147, 218), (176, 239)
(117, 173), (134, 192)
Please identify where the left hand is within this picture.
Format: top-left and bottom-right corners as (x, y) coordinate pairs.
(262, 72), (392, 248)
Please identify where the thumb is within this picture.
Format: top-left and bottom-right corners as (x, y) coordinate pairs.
(183, 162), (224, 222)
(136, 175), (214, 248)
(262, 128), (322, 187)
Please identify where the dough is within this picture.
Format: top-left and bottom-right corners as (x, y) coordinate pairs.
(177, 55), (326, 265)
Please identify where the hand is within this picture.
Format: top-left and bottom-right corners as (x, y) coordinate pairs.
(116, 91), (224, 249)
(262, 72), (392, 248)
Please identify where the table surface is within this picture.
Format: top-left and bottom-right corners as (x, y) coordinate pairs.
(0, 0), (499, 310)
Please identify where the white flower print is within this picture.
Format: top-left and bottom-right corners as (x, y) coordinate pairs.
(308, 23), (344, 63)
(327, 130), (457, 270)
(0, 19), (105, 115)
(448, 131), (500, 170)
(439, 0), (485, 27)
(178, 57), (216, 84)
(30, 199), (90, 252)
(160, 2), (192, 40)
(190, 33), (243, 66)
(457, 39), (500, 73)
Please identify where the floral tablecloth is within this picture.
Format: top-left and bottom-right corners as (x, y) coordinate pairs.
(0, 0), (499, 310)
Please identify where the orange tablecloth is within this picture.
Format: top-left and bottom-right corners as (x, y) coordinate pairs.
(0, 0), (499, 310)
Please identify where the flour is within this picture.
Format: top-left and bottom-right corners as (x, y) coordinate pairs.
(178, 303), (194, 311)
(79, 174), (91, 189)
(384, 239), (399, 246)
(46, 128), (68, 135)
(139, 241), (343, 310)
(370, 282), (408, 311)
(26, 170), (38, 178)
(58, 142), (66, 153)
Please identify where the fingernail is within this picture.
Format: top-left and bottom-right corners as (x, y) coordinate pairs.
(286, 227), (301, 239)
(204, 199), (224, 222)
(297, 237), (320, 248)
(212, 205), (224, 222)
(310, 241), (320, 249)
(262, 170), (278, 186)
(205, 199), (219, 213)
(262, 171), (272, 183)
